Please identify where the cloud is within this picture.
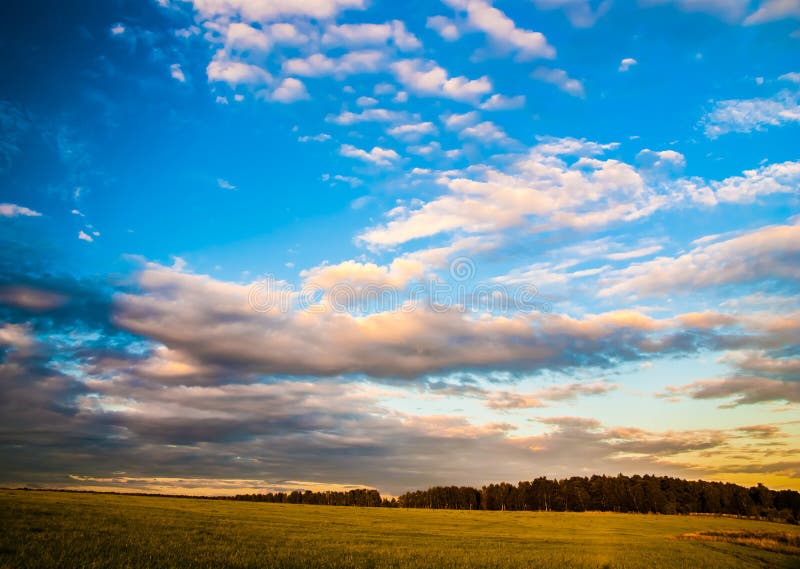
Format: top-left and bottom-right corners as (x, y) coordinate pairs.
(170, 63), (186, 82)
(605, 245), (664, 261)
(298, 133), (332, 143)
(267, 77), (310, 103)
(599, 219), (800, 298)
(406, 142), (462, 160)
(357, 137), (653, 247)
(386, 122), (437, 141)
(321, 21), (421, 51)
(300, 258), (426, 289)
(619, 57), (638, 72)
(642, 0), (750, 22)
(283, 50), (387, 78)
(356, 96), (378, 107)
(183, 0), (367, 21)
(486, 380), (619, 409)
(687, 159), (800, 204)
(479, 94), (525, 110)
(217, 178), (236, 190)
(332, 174), (362, 187)
(61, 476), (374, 497)
(530, 0), (610, 27)
(326, 108), (409, 125)
(744, 0), (800, 25)
(222, 22), (272, 52)
(441, 110), (480, 130)
(636, 148), (686, 172)
(0, 286), (68, 311)
(532, 67), (586, 97)
(391, 59), (492, 104)
(207, 53), (271, 86)
(339, 144), (400, 166)
(0, 203), (41, 217)
(442, 0), (556, 60)
(458, 121), (514, 145)
(701, 87), (800, 137)
(426, 15), (461, 40)
(780, 71), (800, 84)
(107, 262), (767, 381)
(664, 377), (800, 406)
(0, 323), (36, 352)
(78, 231), (94, 243)
(1, 264), (796, 493)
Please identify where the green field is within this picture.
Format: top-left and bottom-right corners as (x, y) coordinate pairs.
(1, 489), (798, 568)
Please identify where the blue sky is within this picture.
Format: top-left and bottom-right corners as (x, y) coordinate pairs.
(0, 0), (799, 496)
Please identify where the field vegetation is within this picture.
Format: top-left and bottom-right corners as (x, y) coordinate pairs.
(2, 489), (800, 568)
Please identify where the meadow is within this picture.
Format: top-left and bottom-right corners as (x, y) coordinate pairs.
(1, 489), (798, 569)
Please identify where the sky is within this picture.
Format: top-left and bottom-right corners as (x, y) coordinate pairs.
(0, 0), (799, 497)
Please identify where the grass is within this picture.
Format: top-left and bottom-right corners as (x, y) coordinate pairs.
(1, 490), (799, 568)
(676, 530), (800, 556)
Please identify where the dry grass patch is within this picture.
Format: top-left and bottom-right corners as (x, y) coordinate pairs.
(676, 530), (800, 555)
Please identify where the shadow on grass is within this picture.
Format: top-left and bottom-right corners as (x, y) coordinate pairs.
(675, 530), (800, 556)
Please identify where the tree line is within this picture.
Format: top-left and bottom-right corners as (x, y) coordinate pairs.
(233, 475), (800, 524)
(232, 488), (385, 508)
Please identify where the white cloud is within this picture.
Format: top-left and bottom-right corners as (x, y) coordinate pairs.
(78, 230), (94, 243)
(406, 141), (462, 159)
(358, 139), (800, 247)
(692, 159), (800, 204)
(0, 203), (42, 218)
(217, 178), (237, 190)
(326, 108), (409, 125)
(532, 67), (586, 97)
(780, 71), (800, 84)
(268, 22), (309, 45)
(373, 83), (396, 96)
(458, 121), (514, 145)
(744, 0), (800, 25)
(358, 137), (655, 247)
(298, 133), (332, 142)
(321, 20), (421, 51)
(443, 0), (555, 60)
(619, 58), (638, 72)
(223, 22), (271, 51)
(642, 0), (750, 22)
(701, 88), (800, 137)
(340, 144), (400, 166)
(332, 174), (362, 186)
(283, 50), (386, 77)
(391, 59), (492, 103)
(301, 257), (425, 289)
(267, 77), (310, 103)
(184, 0), (367, 22)
(170, 63), (186, 82)
(605, 245), (664, 261)
(441, 111), (480, 130)
(356, 96), (378, 107)
(387, 122), (437, 140)
(206, 52), (271, 86)
(426, 15), (461, 40)
(636, 149), (686, 172)
(530, 0), (610, 27)
(110, 23), (126, 35)
(599, 219), (800, 297)
(480, 93), (525, 110)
